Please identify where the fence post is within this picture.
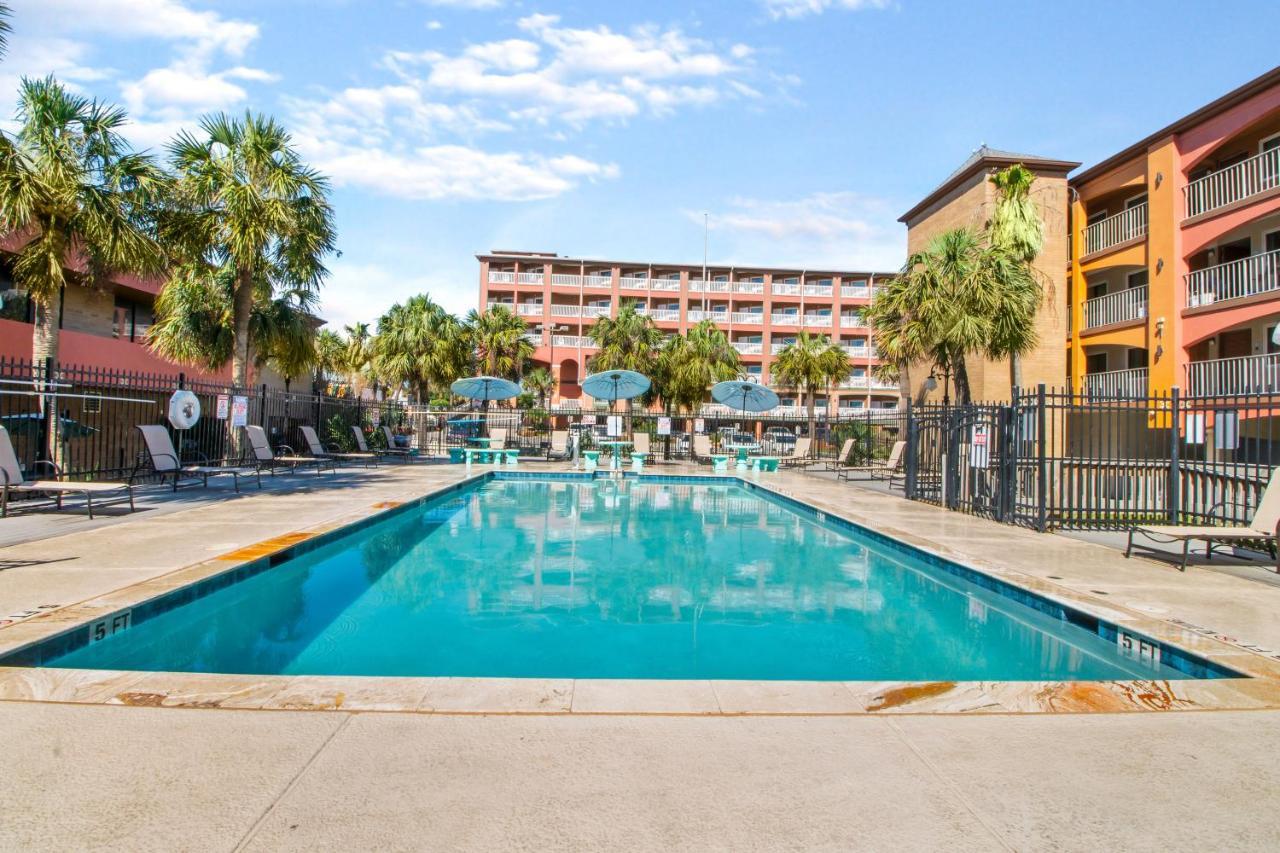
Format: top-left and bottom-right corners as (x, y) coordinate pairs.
(1036, 384), (1048, 532)
(904, 400), (917, 499)
(37, 356), (55, 465)
(1169, 386), (1181, 525)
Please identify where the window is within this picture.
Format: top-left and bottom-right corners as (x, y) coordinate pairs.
(1266, 230), (1280, 254)
(1087, 280), (1108, 300)
(1261, 133), (1280, 154)
(1126, 348), (1149, 370)
(1086, 353), (1108, 374)
(1087, 209), (1108, 226)
(113, 296), (152, 342)
(1268, 326), (1280, 356)
(1126, 270), (1149, 289)
(1125, 193), (1148, 210)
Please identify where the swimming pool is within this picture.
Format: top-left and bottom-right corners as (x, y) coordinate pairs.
(14, 475), (1236, 681)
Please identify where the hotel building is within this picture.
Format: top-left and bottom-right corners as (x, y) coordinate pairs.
(476, 251), (900, 413)
(1069, 65), (1280, 399)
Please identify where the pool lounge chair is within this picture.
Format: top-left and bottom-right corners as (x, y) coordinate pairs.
(820, 438), (856, 472)
(488, 427), (507, 450)
(1126, 468), (1280, 572)
(692, 434), (714, 464)
(633, 431), (651, 457)
(0, 425), (134, 519)
(299, 426), (378, 468)
(838, 440), (906, 482)
(245, 425), (335, 475)
(136, 424), (261, 492)
(547, 430), (571, 460)
(380, 425), (419, 460)
(778, 437), (813, 468)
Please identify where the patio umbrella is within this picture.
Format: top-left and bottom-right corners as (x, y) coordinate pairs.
(450, 376), (522, 437)
(711, 380), (779, 416)
(581, 369), (651, 403)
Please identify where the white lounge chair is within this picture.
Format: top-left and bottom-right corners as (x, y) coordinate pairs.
(821, 438), (856, 472)
(1126, 469), (1280, 571)
(778, 436), (813, 468)
(299, 425), (378, 468)
(547, 429), (571, 460)
(245, 425), (335, 475)
(488, 427), (507, 451)
(632, 431), (651, 457)
(692, 434), (714, 464)
(838, 440), (906, 482)
(136, 424), (261, 492)
(0, 425), (134, 519)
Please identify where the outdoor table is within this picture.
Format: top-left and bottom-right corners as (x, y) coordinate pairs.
(448, 447), (466, 463)
(710, 453), (731, 473)
(599, 440), (632, 471)
(502, 448), (520, 466)
(582, 450), (601, 471)
(724, 443), (761, 470)
(467, 436), (492, 447)
(752, 457), (780, 473)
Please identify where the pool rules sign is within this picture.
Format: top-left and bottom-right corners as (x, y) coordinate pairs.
(969, 423), (990, 469)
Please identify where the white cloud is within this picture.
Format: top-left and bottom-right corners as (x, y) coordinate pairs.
(11, 0), (259, 59)
(689, 192), (905, 270)
(762, 0), (890, 20)
(418, 0), (504, 9)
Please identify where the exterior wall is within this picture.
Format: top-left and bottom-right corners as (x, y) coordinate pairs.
(903, 167), (1071, 402)
(478, 254), (899, 412)
(60, 285), (115, 338)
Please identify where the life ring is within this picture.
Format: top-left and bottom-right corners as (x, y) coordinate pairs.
(168, 390), (201, 430)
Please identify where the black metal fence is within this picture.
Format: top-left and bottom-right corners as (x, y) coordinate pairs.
(0, 357), (405, 481)
(904, 385), (1280, 532)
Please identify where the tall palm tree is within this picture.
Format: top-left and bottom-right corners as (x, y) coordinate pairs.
(160, 112), (335, 392)
(523, 366), (557, 408)
(587, 304), (663, 412)
(656, 320), (741, 412)
(372, 295), (469, 402)
(465, 305), (534, 380)
(988, 164), (1045, 391)
(773, 330), (851, 444)
(0, 77), (165, 370)
(313, 328), (348, 393)
(0, 4), (11, 59)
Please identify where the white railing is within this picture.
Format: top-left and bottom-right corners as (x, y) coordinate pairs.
(689, 279), (731, 293)
(1084, 367), (1147, 397)
(485, 301), (513, 310)
(840, 345), (866, 356)
(515, 303), (543, 316)
(551, 335), (598, 349)
(517, 271), (544, 284)
(521, 332), (542, 345)
(688, 309), (728, 322)
(770, 313), (799, 325)
(803, 284), (833, 297)
(488, 271), (515, 284)
(1082, 285), (1147, 329)
(840, 315), (866, 328)
(583, 275), (613, 289)
(839, 377), (866, 389)
(651, 278), (681, 291)
(583, 304), (611, 318)
(550, 304), (581, 317)
(1184, 147), (1280, 218)
(734, 280), (765, 294)
(650, 308), (680, 321)
(731, 312), (763, 324)
(732, 342), (763, 355)
(803, 315), (832, 328)
(619, 276), (649, 290)
(841, 286), (870, 299)
(1084, 203), (1147, 255)
(1185, 249), (1280, 307)
(771, 282), (802, 296)
(1187, 353), (1280, 397)
(871, 377), (897, 390)
(550, 273), (580, 286)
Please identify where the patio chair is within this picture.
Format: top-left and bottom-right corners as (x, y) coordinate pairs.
(633, 431), (651, 457)
(838, 441), (906, 482)
(820, 438), (856, 472)
(299, 426), (378, 468)
(136, 424), (261, 492)
(547, 430), (571, 460)
(350, 425), (411, 461)
(245, 425), (335, 475)
(0, 425), (134, 519)
(692, 434), (714, 464)
(489, 427), (507, 451)
(778, 437), (813, 468)
(1126, 468), (1280, 572)
(380, 425), (418, 460)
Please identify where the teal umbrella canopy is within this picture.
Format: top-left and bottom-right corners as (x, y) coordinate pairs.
(711, 380), (779, 414)
(450, 376), (522, 402)
(581, 370), (650, 402)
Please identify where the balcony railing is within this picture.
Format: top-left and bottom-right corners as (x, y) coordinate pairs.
(517, 271), (544, 284)
(731, 312), (763, 325)
(1184, 147), (1280, 219)
(550, 304), (581, 317)
(1083, 367), (1148, 397)
(651, 278), (681, 291)
(1187, 353), (1280, 397)
(550, 274), (579, 286)
(551, 335), (597, 349)
(687, 309), (728, 322)
(1185, 249), (1280, 307)
(802, 284), (833, 297)
(732, 342), (763, 355)
(485, 301), (513, 310)
(734, 280), (765, 294)
(488, 271), (515, 284)
(521, 332), (542, 345)
(690, 279), (730, 293)
(803, 315), (832, 328)
(771, 282), (802, 296)
(1082, 285), (1147, 330)
(840, 285), (870, 299)
(1084, 203), (1147, 255)
(583, 304), (611, 318)
(770, 313), (799, 325)
(840, 315), (866, 328)
(619, 276), (649, 290)
(649, 308), (680, 321)
(583, 275), (612, 289)
(516, 303), (542, 316)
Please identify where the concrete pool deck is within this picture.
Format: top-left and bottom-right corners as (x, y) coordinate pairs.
(4, 461), (1280, 848)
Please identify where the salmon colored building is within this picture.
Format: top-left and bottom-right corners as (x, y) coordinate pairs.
(1069, 65), (1280, 399)
(477, 251), (900, 412)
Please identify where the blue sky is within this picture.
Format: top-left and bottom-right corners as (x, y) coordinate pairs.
(4, 0), (1278, 329)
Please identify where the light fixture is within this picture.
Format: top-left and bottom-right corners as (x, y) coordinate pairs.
(1157, 258), (1164, 274)
(1154, 172), (1163, 189)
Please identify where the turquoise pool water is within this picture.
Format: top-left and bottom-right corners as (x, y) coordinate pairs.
(41, 477), (1212, 681)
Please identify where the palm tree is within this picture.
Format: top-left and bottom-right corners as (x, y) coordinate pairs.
(587, 304), (663, 412)
(988, 164), (1045, 391)
(372, 295), (469, 402)
(0, 77), (165, 370)
(0, 4), (11, 59)
(523, 366), (557, 408)
(465, 305), (534, 380)
(313, 328), (348, 394)
(160, 112), (335, 392)
(773, 331), (851, 445)
(656, 320), (741, 412)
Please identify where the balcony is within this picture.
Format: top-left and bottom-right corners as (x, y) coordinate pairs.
(1184, 147), (1280, 219)
(733, 280), (765, 294)
(1083, 367), (1147, 397)
(488, 271), (515, 284)
(840, 285), (870, 299)
(583, 304), (611, 318)
(516, 303), (543, 316)
(731, 312), (763, 325)
(1084, 203), (1147, 256)
(770, 313), (799, 325)
(649, 308), (680, 322)
(521, 332), (542, 345)
(1082, 285), (1148, 330)
(551, 335), (597, 349)
(690, 279), (731, 293)
(802, 284), (833, 298)
(1187, 352), (1280, 397)
(732, 342), (763, 355)
(550, 304), (581, 317)
(1185, 249), (1280, 308)
(803, 314), (832, 328)
(650, 278), (681, 292)
(550, 273), (580, 286)
(619, 276), (649, 291)
(840, 315), (866, 329)
(485, 301), (514, 311)
(688, 309), (728, 323)
(771, 282), (802, 296)
(517, 271), (544, 284)
(583, 275), (612, 289)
